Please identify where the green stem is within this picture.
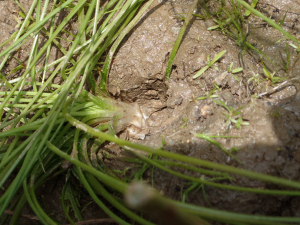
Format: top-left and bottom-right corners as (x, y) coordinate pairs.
(165, 0), (198, 80)
(176, 201), (299, 225)
(86, 173), (155, 225)
(234, 0), (299, 45)
(46, 141), (127, 193)
(131, 150), (300, 196)
(62, 99), (300, 190)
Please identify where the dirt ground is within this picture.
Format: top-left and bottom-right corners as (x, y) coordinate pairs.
(1, 0), (300, 224)
(108, 0), (300, 219)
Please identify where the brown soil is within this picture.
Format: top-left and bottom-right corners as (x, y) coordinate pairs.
(1, 0), (300, 224)
(108, 0), (300, 219)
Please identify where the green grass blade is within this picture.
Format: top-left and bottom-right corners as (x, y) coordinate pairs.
(165, 0), (198, 80)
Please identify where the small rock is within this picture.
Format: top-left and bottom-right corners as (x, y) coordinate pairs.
(213, 71), (229, 86)
(174, 96), (183, 105)
(201, 104), (213, 116)
(145, 90), (158, 97)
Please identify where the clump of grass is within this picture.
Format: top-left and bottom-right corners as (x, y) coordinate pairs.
(0, 0), (154, 223)
(1, 1), (300, 225)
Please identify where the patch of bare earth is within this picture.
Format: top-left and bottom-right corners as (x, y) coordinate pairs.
(108, 0), (300, 218)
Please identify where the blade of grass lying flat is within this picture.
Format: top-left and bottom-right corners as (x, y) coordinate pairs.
(25, 179), (58, 225)
(0, 119), (63, 138)
(128, 149), (300, 196)
(42, 3), (55, 84)
(75, 155), (132, 225)
(195, 133), (241, 163)
(78, 177), (130, 225)
(74, 130), (155, 225)
(47, 140), (127, 192)
(157, 160), (231, 177)
(234, 0), (299, 45)
(66, 182), (83, 222)
(61, 179), (77, 225)
(28, 0), (41, 92)
(85, 173), (156, 225)
(9, 163), (64, 225)
(23, 180), (54, 225)
(62, 98), (300, 190)
(165, 0), (198, 80)
(124, 158), (231, 177)
(49, 140), (299, 225)
(177, 201), (297, 225)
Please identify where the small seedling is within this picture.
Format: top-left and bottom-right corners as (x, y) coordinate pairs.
(289, 42), (300, 53)
(278, 10), (288, 27)
(213, 99), (249, 129)
(227, 62), (243, 74)
(227, 62), (243, 81)
(196, 88), (219, 100)
(244, 0), (258, 17)
(174, 13), (186, 21)
(195, 133), (241, 163)
(181, 118), (188, 128)
(262, 63), (286, 90)
(247, 71), (262, 93)
(193, 50), (226, 79)
(113, 167), (132, 177)
(182, 182), (201, 203)
(189, 94), (198, 103)
(213, 83), (221, 90)
(207, 18), (231, 33)
(175, 12), (210, 21)
(247, 71), (260, 86)
(193, 13), (209, 20)
(159, 136), (167, 149)
(272, 109), (282, 117)
(230, 147), (240, 152)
